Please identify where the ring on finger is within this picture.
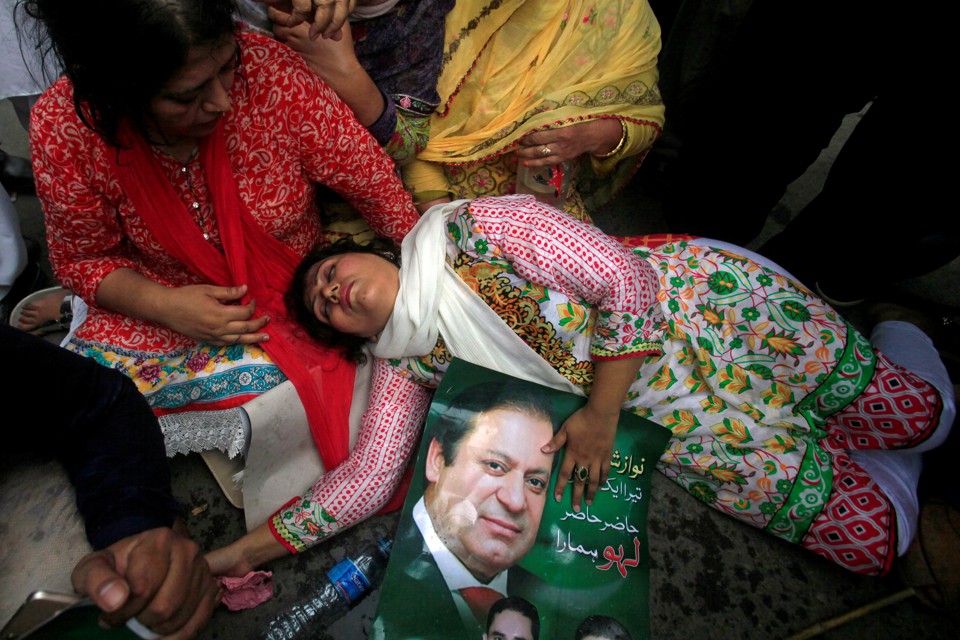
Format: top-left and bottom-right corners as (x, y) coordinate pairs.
(573, 465), (590, 484)
(540, 146), (552, 157)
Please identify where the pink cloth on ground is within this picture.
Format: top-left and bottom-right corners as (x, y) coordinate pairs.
(218, 570), (274, 611)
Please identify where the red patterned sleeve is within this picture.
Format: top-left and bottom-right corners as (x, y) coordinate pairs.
(466, 194), (665, 359)
(269, 358), (432, 553)
(29, 81), (139, 302)
(250, 34), (419, 243)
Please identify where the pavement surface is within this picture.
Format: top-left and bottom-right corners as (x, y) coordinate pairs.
(3, 97), (959, 639)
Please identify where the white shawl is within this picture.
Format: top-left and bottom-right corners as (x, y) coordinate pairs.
(372, 200), (582, 396)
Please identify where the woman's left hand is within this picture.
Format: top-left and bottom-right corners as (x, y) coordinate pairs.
(204, 524), (286, 578)
(543, 404), (619, 511)
(516, 119), (623, 169)
(260, 0), (358, 40)
(271, 7), (357, 76)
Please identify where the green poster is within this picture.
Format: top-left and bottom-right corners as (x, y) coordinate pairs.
(373, 359), (671, 640)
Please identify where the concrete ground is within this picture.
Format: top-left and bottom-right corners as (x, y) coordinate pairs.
(3, 97), (958, 639)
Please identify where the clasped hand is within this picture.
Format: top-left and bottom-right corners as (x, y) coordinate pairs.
(260, 0), (357, 40)
(542, 404), (619, 512)
(160, 284), (269, 346)
(270, 4), (357, 77)
(72, 526), (219, 640)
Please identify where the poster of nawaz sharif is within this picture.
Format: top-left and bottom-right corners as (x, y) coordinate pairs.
(372, 360), (671, 640)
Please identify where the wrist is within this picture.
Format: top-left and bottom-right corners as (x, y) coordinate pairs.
(583, 399), (621, 422)
(247, 523), (289, 568)
(592, 119), (627, 158)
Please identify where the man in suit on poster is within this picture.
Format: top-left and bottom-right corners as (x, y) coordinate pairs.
(373, 382), (559, 639)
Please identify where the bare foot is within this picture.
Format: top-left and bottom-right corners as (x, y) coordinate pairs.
(16, 287), (70, 334)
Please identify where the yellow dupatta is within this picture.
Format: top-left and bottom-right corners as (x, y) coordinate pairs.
(404, 0), (665, 209)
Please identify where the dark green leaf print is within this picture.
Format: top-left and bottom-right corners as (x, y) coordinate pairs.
(707, 271), (738, 294)
(780, 300), (812, 322)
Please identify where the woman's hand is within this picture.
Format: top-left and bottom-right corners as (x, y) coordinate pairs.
(261, 0), (358, 40)
(205, 524), (287, 578)
(271, 11), (357, 78)
(516, 119), (624, 169)
(543, 404), (618, 511)
(543, 357), (644, 511)
(97, 269), (270, 345)
(158, 284), (270, 346)
(271, 15), (387, 127)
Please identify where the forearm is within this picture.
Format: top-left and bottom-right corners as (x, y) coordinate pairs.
(588, 119), (662, 174)
(300, 76), (417, 241)
(270, 362), (431, 555)
(416, 195), (451, 214)
(471, 197), (663, 313)
(206, 522), (288, 576)
(67, 374), (180, 549)
(2, 324), (180, 549)
(585, 118), (627, 157)
(586, 357), (644, 417)
(316, 62), (386, 128)
(95, 266), (170, 325)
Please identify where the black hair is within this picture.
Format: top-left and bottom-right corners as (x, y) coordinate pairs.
(486, 596), (540, 640)
(287, 236), (402, 364)
(20, 0), (239, 147)
(575, 615), (633, 640)
(432, 381), (560, 468)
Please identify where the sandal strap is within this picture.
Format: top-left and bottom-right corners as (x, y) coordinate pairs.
(58, 294), (73, 329)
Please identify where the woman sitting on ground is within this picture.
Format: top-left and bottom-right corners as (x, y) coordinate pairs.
(22, 0), (418, 484)
(208, 194), (953, 577)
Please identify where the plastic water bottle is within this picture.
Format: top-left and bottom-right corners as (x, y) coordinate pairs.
(260, 537), (393, 639)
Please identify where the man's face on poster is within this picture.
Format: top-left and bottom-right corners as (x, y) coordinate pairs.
(485, 609), (536, 640)
(425, 408), (554, 582)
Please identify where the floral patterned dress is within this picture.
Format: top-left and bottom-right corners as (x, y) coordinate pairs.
(272, 196), (943, 575)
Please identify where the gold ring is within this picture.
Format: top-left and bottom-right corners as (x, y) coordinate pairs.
(540, 146), (551, 157)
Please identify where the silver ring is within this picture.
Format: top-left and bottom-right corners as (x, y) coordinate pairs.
(540, 146), (552, 157)
(573, 465), (589, 484)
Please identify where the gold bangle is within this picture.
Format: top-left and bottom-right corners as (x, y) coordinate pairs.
(594, 119), (628, 159)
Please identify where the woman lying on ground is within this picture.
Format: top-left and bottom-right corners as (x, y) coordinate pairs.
(22, 0), (418, 484)
(207, 194), (954, 577)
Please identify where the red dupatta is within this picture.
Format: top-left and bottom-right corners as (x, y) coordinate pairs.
(107, 120), (356, 472)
